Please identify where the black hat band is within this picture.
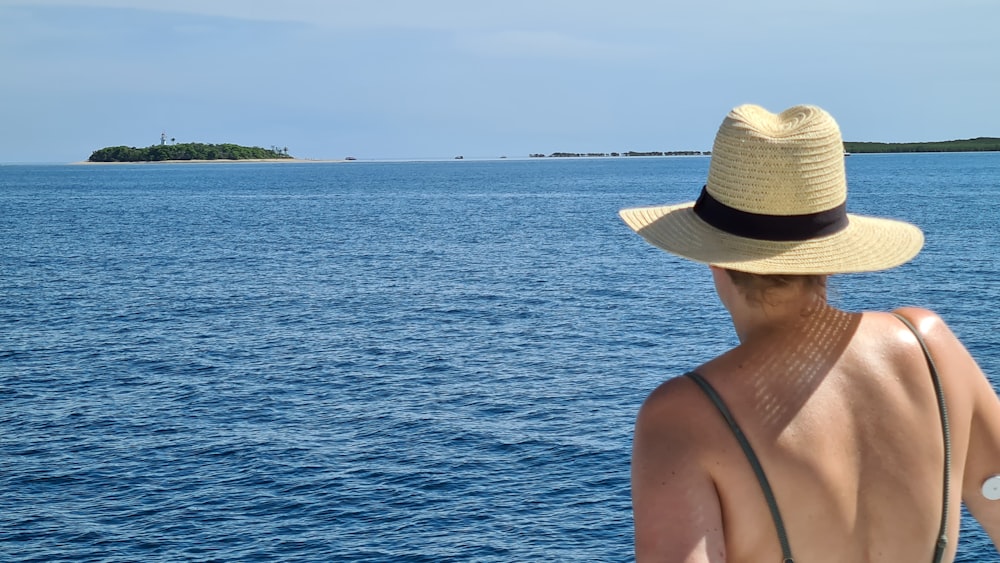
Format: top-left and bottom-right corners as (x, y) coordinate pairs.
(693, 186), (849, 242)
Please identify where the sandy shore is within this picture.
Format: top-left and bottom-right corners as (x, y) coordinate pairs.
(70, 158), (347, 165)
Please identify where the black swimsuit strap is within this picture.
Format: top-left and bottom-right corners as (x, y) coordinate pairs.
(685, 371), (794, 563)
(891, 312), (952, 563)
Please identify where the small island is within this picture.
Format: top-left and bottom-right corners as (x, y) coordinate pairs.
(88, 142), (295, 163)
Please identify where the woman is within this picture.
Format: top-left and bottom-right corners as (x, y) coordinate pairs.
(619, 104), (1000, 562)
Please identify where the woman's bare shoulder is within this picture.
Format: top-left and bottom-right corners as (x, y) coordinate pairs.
(853, 308), (965, 362)
(638, 374), (718, 424)
(633, 372), (735, 461)
(884, 307), (982, 370)
(886, 306), (955, 337)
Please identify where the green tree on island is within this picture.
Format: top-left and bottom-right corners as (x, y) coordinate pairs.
(88, 143), (294, 162)
(843, 137), (1000, 153)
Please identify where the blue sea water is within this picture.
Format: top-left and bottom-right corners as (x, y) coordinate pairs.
(2, 154), (1000, 562)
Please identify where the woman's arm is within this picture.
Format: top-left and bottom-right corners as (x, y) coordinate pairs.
(964, 382), (1000, 548)
(632, 380), (727, 562)
(897, 307), (1000, 551)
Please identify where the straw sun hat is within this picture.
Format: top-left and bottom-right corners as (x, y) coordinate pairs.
(619, 104), (923, 275)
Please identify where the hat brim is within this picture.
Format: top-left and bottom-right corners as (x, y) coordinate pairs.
(619, 202), (923, 275)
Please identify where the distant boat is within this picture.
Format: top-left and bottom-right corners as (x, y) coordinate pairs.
(345, 156), (357, 161)
(454, 155), (464, 160)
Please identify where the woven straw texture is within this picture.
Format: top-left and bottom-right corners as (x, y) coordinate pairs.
(619, 104), (924, 275)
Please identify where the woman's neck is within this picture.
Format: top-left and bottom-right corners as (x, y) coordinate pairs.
(730, 289), (831, 344)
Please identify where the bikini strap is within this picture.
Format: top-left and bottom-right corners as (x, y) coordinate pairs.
(891, 312), (952, 563)
(685, 371), (794, 563)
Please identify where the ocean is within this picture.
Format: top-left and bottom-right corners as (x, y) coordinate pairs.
(2, 154), (1000, 561)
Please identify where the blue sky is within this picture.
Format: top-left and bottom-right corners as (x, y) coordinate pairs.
(2, 0), (998, 163)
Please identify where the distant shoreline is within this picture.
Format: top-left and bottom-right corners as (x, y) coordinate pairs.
(843, 137), (1000, 153)
(71, 158), (346, 165)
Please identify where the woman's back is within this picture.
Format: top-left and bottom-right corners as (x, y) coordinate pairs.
(695, 308), (959, 562)
(631, 306), (993, 562)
